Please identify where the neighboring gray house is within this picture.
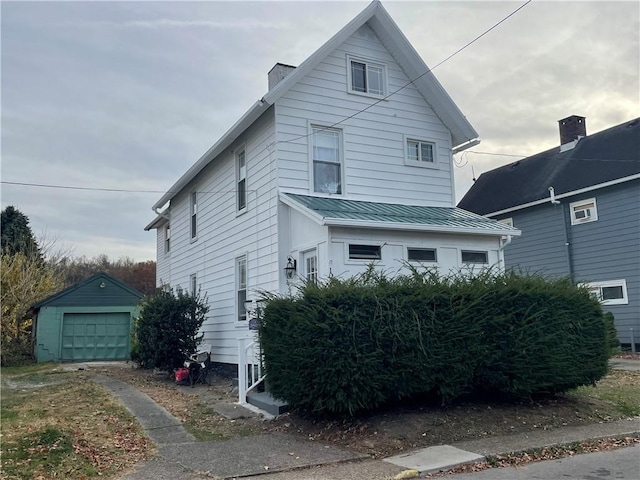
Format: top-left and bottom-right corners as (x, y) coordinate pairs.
(458, 116), (640, 349)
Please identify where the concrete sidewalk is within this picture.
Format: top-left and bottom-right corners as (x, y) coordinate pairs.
(93, 362), (640, 480)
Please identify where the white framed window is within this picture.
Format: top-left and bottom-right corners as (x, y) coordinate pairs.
(461, 250), (488, 264)
(236, 147), (247, 212)
(190, 273), (197, 295)
(405, 138), (435, 166)
(190, 190), (198, 240)
(583, 279), (628, 305)
(236, 255), (247, 321)
(312, 126), (342, 194)
(349, 244), (381, 260)
(408, 247), (437, 263)
(164, 224), (171, 254)
(570, 198), (598, 225)
(347, 55), (387, 97)
(303, 250), (318, 283)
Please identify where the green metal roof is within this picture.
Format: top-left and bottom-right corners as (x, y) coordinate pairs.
(283, 193), (519, 234)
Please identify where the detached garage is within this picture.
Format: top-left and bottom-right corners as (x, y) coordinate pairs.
(31, 272), (143, 362)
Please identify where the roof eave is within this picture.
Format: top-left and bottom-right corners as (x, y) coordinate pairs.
(484, 173), (640, 217)
(152, 100), (270, 210)
(323, 218), (521, 236)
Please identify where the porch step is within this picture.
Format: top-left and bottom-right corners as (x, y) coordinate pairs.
(247, 391), (289, 416)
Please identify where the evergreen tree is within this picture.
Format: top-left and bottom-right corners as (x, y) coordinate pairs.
(1, 206), (42, 260)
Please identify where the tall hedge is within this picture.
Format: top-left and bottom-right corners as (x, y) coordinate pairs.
(259, 269), (611, 415)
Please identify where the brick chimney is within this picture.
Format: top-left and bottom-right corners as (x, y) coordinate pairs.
(268, 63), (296, 91)
(558, 115), (586, 145)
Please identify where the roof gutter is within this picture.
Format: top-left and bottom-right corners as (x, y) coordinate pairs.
(484, 173), (640, 217)
(452, 138), (481, 155)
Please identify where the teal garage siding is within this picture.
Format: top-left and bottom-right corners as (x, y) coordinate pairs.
(31, 273), (143, 362)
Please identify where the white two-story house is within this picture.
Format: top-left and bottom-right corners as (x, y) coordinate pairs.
(145, 1), (519, 370)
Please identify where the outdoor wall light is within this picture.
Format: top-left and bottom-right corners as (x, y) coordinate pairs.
(284, 256), (297, 280)
(99, 282), (106, 289)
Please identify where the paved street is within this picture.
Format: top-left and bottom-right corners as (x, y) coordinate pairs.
(450, 445), (639, 479)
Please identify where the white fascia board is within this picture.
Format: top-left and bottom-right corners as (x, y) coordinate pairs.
(485, 173), (640, 217)
(263, 2), (379, 105)
(144, 211), (169, 231)
(367, 9), (479, 148)
(323, 218), (522, 237)
(152, 100), (269, 210)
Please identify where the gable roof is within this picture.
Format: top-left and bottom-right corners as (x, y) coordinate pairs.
(281, 193), (519, 237)
(150, 1), (478, 212)
(458, 118), (640, 216)
(30, 272), (143, 311)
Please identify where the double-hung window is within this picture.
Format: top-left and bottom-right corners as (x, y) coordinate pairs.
(190, 273), (197, 295)
(237, 148), (247, 212)
(190, 191), (198, 240)
(406, 138), (435, 165)
(164, 224), (171, 254)
(570, 198), (598, 225)
(237, 255), (247, 321)
(312, 127), (342, 194)
(348, 56), (386, 96)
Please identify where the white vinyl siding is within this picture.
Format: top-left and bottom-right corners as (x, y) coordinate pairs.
(275, 24), (454, 206)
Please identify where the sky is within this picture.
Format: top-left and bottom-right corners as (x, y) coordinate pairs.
(2, 0), (638, 262)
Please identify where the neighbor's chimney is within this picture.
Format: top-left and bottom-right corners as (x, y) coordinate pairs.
(558, 115), (587, 146)
(268, 63), (296, 91)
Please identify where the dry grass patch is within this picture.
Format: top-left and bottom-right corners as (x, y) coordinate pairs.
(1, 364), (151, 480)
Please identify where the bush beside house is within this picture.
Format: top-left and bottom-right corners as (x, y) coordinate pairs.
(259, 269), (612, 415)
(131, 289), (208, 372)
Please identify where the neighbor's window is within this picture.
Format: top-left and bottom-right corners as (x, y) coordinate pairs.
(584, 279), (628, 305)
(461, 250), (488, 264)
(190, 190), (198, 240)
(312, 127), (342, 194)
(570, 198), (598, 225)
(164, 224), (171, 254)
(190, 273), (197, 295)
(349, 244), (381, 260)
(237, 148), (247, 212)
(348, 56), (386, 96)
(408, 248), (437, 262)
(406, 139), (435, 164)
(237, 255), (247, 321)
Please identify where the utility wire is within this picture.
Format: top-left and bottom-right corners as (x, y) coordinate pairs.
(4, 1), (539, 197)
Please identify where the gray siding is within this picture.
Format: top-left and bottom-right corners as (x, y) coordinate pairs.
(499, 180), (640, 345)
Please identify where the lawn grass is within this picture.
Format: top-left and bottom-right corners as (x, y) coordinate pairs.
(568, 370), (640, 418)
(1, 363), (151, 480)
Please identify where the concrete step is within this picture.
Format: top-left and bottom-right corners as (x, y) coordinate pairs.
(247, 391), (289, 416)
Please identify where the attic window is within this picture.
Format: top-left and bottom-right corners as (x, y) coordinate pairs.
(570, 198), (598, 225)
(347, 55), (386, 97)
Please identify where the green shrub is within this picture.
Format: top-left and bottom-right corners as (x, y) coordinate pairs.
(132, 289), (208, 372)
(259, 269), (610, 415)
